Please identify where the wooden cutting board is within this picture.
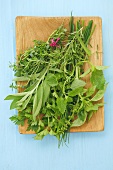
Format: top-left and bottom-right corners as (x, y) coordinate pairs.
(16, 16), (104, 134)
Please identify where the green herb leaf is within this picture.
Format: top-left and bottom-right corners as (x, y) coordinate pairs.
(80, 68), (90, 78)
(71, 112), (87, 127)
(86, 85), (96, 97)
(95, 66), (109, 70)
(46, 73), (58, 87)
(56, 97), (67, 114)
(42, 80), (50, 106)
(4, 92), (27, 100)
(76, 34), (91, 56)
(69, 87), (83, 97)
(13, 76), (30, 81)
(91, 90), (105, 101)
(71, 79), (86, 90)
(86, 104), (98, 112)
(33, 84), (43, 121)
(90, 69), (105, 90)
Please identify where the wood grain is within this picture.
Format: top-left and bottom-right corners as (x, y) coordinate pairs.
(15, 16), (104, 134)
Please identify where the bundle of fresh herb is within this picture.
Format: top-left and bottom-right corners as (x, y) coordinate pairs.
(5, 15), (107, 146)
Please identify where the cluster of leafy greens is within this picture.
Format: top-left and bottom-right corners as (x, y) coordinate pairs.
(5, 15), (107, 147)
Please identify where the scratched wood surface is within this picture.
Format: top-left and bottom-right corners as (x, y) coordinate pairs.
(16, 16), (103, 134)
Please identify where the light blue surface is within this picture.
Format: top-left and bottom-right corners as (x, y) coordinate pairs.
(0, 0), (112, 170)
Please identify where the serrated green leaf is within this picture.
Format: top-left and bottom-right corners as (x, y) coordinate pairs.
(56, 97), (67, 114)
(71, 79), (86, 90)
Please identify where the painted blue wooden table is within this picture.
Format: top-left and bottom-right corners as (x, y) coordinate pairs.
(0, 0), (112, 170)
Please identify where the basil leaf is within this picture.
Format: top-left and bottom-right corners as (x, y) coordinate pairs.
(71, 79), (86, 90)
(56, 97), (67, 114)
(69, 87), (83, 97)
(46, 73), (58, 87)
(71, 112), (87, 127)
(90, 69), (105, 90)
(4, 92), (28, 100)
(91, 90), (104, 101)
(86, 104), (98, 112)
(86, 86), (96, 97)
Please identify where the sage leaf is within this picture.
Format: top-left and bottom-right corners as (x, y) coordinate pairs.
(42, 81), (50, 106)
(20, 95), (32, 111)
(10, 98), (19, 110)
(33, 84), (43, 121)
(13, 76), (30, 81)
(4, 92), (28, 100)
